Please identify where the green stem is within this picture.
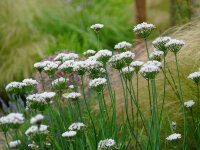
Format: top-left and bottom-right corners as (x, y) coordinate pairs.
(4, 132), (10, 150)
(40, 72), (45, 91)
(197, 84), (199, 123)
(136, 73), (139, 149)
(174, 53), (186, 149)
(144, 38), (150, 60)
(148, 80), (152, 115)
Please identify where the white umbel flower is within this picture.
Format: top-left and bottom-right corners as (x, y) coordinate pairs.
(59, 60), (74, 74)
(54, 53), (68, 62)
(9, 140), (21, 148)
(30, 114), (44, 125)
(90, 24), (104, 33)
(130, 61), (144, 73)
(73, 61), (88, 75)
(165, 39), (185, 53)
(86, 60), (105, 79)
(62, 131), (77, 138)
(152, 37), (171, 51)
(184, 100), (195, 108)
(188, 71), (200, 84)
(89, 78), (107, 92)
(52, 77), (66, 88)
(144, 60), (162, 68)
(44, 62), (58, 75)
(114, 41), (132, 51)
(34, 61), (52, 72)
(98, 139), (116, 150)
(139, 63), (160, 80)
(64, 92), (81, 101)
(121, 67), (134, 80)
(150, 49), (164, 61)
(166, 133), (181, 141)
(5, 81), (25, 93)
(62, 53), (79, 61)
(25, 125), (49, 137)
(0, 113), (24, 127)
(95, 50), (112, 64)
(133, 22), (155, 38)
(68, 122), (86, 131)
(22, 79), (38, 86)
(83, 50), (96, 56)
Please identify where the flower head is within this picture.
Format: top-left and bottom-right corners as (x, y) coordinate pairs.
(95, 50), (112, 64)
(184, 100), (195, 108)
(86, 60), (105, 79)
(30, 114), (44, 125)
(63, 92), (81, 101)
(59, 60), (74, 74)
(52, 77), (66, 89)
(188, 71), (200, 85)
(90, 24), (104, 33)
(25, 125), (49, 140)
(68, 122), (86, 131)
(62, 53), (79, 61)
(54, 53), (68, 62)
(150, 49), (164, 62)
(165, 39), (185, 53)
(166, 133), (181, 141)
(133, 22), (155, 38)
(83, 50), (96, 57)
(130, 61), (144, 73)
(89, 78), (107, 92)
(5, 81), (25, 94)
(9, 140), (21, 148)
(62, 131), (77, 138)
(34, 61), (52, 72)
(121, 67), (134, 80)
(73, 61), (88, 76)
(152, 37), (171, 52)
(98, 139), (116, 150)
(44, 62), (58, 75)
(22, 78), (38, 92)
(114, 41), (132, 51)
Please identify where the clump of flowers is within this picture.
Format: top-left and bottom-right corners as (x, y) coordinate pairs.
(184, 100), (195, 108)
(144, 60), (162, 68)
(83, 50), (96, 57)
(63, 92), (81, 101)
(114, 41), (132, 51)
(86, 60), (105, 79)
(139, 62), (160, 80)
(5, 81), (25, 94)
(108, 51), (135, 70)
(95, 49), (112, 64)
(121, 67), (134, 80)
(34, 61), (52, 73)
(62, 131), (77, 138)
(90, 24), (104, 33)
(22, 78), (38, 92)
(89, 78), (107, 92)
(73, 61), (88, 76)
(166, 133), (181, 141)
(62, 53), (79, 61)
(44, 62), (58, 76)
(52, 77), (66, 89)
(9, 140), (21, 149)
(133, 22), (155, 38)
(59, 60), (74, 74)
(165, 39), (185, 53)
(130, 61), (144, 73)
(54, 53), (68, 62)
(68, 122), (86, 131)
(26, 92), (55, 111)
(30, 114), (44, 125)
(0, 113), (24, 132)
(150, 49), (164, 62)
(152, 37), (171, 52)
(98, 139), (117, 150)
(188, 71), (200, 85)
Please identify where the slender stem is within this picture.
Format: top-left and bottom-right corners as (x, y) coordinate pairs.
(174, 53), (186, 149)
(197, 84), (199, 123)
(97, 33), (100, 50)
(136, 73), (139, 149)
(144, 38), (150, 60)
(40, 72), (45, 91)
(71, 74), (77, 92)
(4, 132), (10, 150)
(148, 80), (152, 115)
(80, 76), (97, 148)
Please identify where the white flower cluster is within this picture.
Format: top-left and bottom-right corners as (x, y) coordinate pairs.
(108, 51), (135, 70)
(73, 61), (88, 75)
(86, 60), (103, 70)
(121, 67), (134, 73)
(114, 41), (132, 50)
(133, 22), (155, 38)
(62, 53), (79, 61)
(44, 61), (58, 75)
(22, 78), (38, 86)
(34, 61), (52, 72)
(90, 24), (104, 33)
(54, 53), (67, 61)
(166, 133), (181, 141)
(89, 78), (107, 88)
(95, 50), (112, 63)
(130, 61), (144, 67)
(26, 92), (55, 111)
(25, 125), (49, 137)
(62, 131), (77, 138)
(64, 92), (81, 100)
(52, 77), (66, 88)
(139, 61), (161, 80)
(152, 37), (171, 51)
(0, 113), (24, 126)
(59, 60), (74, 74)
(68, 122), (86, 131)
(9, 140), (21, 148)
(83, 50), (96, 56)
(184, 100), (195, 108)
(5, 81), (25, 93)
(165, 39), (185, 53)
(69, 85), (74, 89)
(30, 114), (44, 124)
(150, 49), (164, 61)
(188, 71), (200, 84)
(98, 139), (116, 150)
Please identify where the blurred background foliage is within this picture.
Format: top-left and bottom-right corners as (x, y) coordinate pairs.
(0, 0), (199, 100)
